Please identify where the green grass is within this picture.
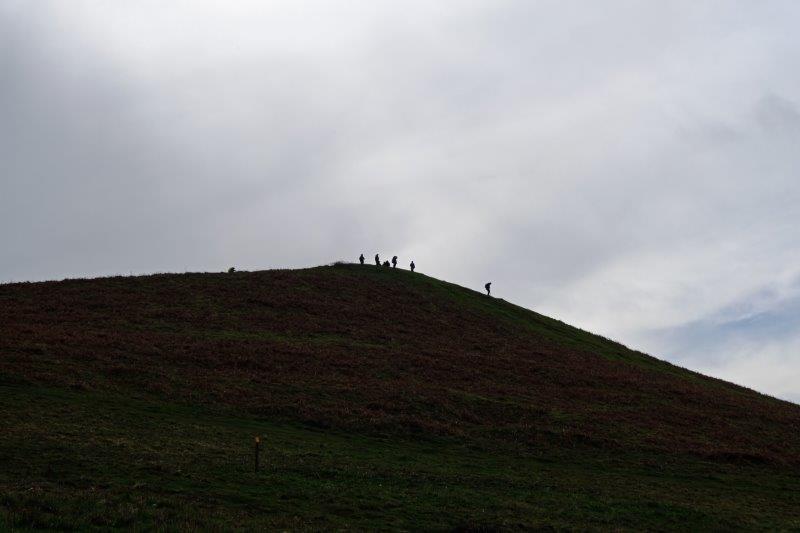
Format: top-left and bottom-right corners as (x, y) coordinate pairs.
(3, 265), (800, 530)
(2, 383), (799, 531)
(396, 268), (680, 371)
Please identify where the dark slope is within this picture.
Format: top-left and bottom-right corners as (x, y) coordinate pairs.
(2, 263), (799, 464)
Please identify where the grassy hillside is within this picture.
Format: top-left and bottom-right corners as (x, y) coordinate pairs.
(2, 264), (799, 530)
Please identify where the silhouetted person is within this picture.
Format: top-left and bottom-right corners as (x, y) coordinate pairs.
(392, 256), (398, 268)
(410, 261), (415, 272)
(359, 253), (365, 265)
(375, 254), (380, 266)
(485, 282), (492, 296)
(383, 260), (390, 267)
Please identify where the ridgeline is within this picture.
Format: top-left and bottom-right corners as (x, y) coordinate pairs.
(2, 264), (799, 529)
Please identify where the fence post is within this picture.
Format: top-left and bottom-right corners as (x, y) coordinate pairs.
(254, 436), (261, 473)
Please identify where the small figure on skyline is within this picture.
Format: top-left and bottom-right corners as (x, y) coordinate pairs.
(375, 254), (380, 266)
(359, 253), (365, 265)
(392, 256), (398, 268)
(383, 260), (390, 267)
(410, 261), (415, 272)
(485, 282), (492, 296)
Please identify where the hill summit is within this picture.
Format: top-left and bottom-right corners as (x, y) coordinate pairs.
(2, 263), (800, 529)
(4, 263), (799, 461)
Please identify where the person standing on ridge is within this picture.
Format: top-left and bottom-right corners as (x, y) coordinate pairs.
(410, 261), (415, 272)
(485, 282), (492, 296)
(391, 256), (398, 268)
(375, 254), (380, 266)
(359, 253), (365, 265)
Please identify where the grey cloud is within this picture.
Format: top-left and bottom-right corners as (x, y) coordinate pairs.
(755, 94), (800, 135)
(645, 277), (800, 364)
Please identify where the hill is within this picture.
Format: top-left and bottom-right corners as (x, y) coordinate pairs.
(2, 264), (799, 530)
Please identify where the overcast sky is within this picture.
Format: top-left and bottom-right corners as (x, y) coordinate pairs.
(2, 1), (799, 402)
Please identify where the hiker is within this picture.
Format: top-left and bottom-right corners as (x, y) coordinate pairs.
(410, 261), (415, 272)
(383, 260), (390, 267)
(359, 253), (365, 265)
(485, 282), (492, 296)
(375, 254), (380, 266)
(391, 256), (398, 268)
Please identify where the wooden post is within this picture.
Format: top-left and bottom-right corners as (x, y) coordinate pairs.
(254, 436), (261, 473)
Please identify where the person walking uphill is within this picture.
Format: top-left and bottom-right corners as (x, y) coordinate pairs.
(392, 256), (398, 268)
(485, 282), (492, 296)
(359, 253), (365, 265)
(375, 254), (380, 266)
(410, 261), (415, 272)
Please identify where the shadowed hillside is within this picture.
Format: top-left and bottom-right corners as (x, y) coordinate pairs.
(2, 264), (800, 529)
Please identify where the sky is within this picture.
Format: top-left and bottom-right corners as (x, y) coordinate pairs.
(2, 1), (799, 402)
